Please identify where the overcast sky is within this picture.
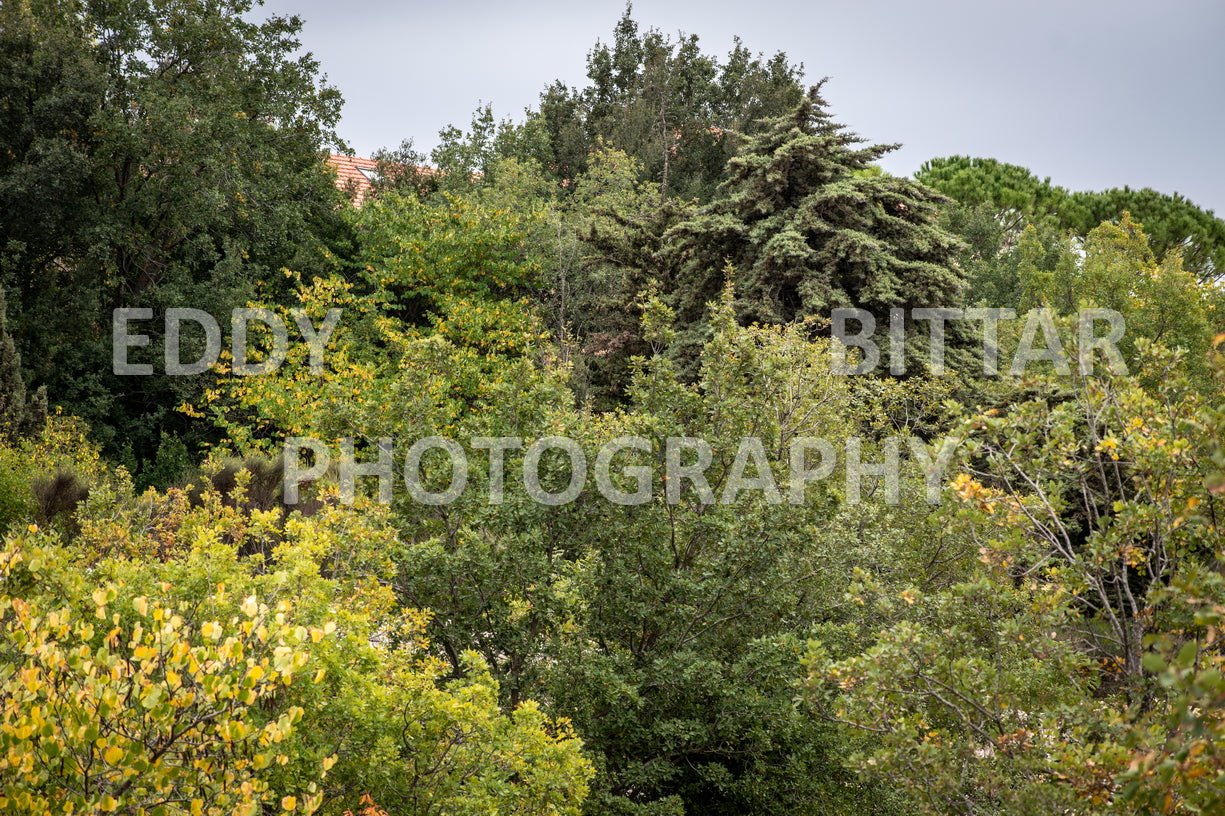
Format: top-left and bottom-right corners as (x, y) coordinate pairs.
(256, 0), (1225, 215)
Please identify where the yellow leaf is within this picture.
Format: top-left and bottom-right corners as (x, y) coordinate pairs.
(282, 796), (297, 812)
(104, 745), (123, 765)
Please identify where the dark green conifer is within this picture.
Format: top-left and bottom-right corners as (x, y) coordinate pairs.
(663, 82), (968, 370)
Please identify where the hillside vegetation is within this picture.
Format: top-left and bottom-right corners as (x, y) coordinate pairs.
(2, 3), (1225, 814)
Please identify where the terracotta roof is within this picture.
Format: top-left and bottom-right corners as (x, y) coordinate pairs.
(327, 154), (446, 206)
(327, 153), (380, 207)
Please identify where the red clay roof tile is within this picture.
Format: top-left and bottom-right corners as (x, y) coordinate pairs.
(326, 153), (380, 207)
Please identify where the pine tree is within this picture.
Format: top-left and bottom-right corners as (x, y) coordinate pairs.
(917, 156), (1225, 283)
(663, 82), (968, 370)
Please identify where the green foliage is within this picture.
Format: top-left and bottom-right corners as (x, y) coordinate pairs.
(538, 297), (912, 815)
(11, 4), (1225, 813)
(545, 146), (691, 406)
(916, 156), (1067, 233)
(324, 645), (594, 816)
(0, 0), (351, 468)
(1, 460), (594, 814)
(1064, 187), (1225, 283)
(0, 286), (44, 443)
(227, 268), (952, 813)
(150, 433), (194, 489)
(0, 447), (34, 536)
(919, 156), (1225, 282)
(1117, 564), (1225, 814)
(662, 83), (967, 373)
(432, 105), (557, 193)
(0, 413), (103, 536)
(558, 6), (804, 202)
(1014, 214), (1221, 390)
(805, 574), (1093, 815)
(206, 188), (553, 451)
(920, 205), (1222, 394)
(432, 5), (804, 204)
(806, 341), (1225, 814)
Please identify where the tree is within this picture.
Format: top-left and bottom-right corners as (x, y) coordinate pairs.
(0, 0), (350, 470)
(662, 83), (967, 373)
(433, 5), (804, 204)
(975, 214), (1223, 393)
(534, 292), (922, 815)
(216, 228), (946, 813)
(803, 571), (1093, 814)
(0, 286), (45, 443)
(539, 146), (693, 407)
(204, 186), (553, 454)
(805, 340), (1225, 814)
(915, 156), (1066, 236)
(0, 531), (330, 814)
(1064, 187), (1225, 283)
(567, 7), (804, 202)
(917, 156), (1225, 282)
(0, 444), (595, 814)
(0, 413), (101, 537)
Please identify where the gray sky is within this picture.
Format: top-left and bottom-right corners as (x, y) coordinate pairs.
(257, 0), (1225, 214)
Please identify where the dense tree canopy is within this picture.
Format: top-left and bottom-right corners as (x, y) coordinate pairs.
(2, 4), (1225, 815)
(918, 155), (1225, 281)
(537, 6), (804, 201)
(396, 5), (804, 204)
(662, 83), (967, 371)
(0, 0), (351, 473)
